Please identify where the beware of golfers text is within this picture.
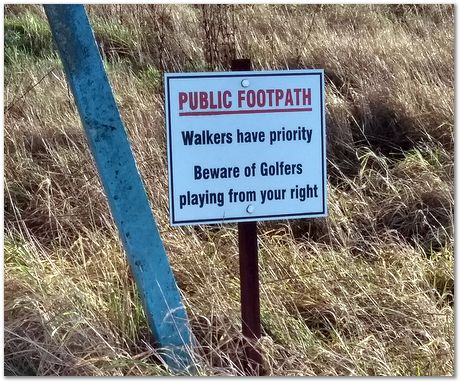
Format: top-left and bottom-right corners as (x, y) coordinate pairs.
(165, 70), (327, 225)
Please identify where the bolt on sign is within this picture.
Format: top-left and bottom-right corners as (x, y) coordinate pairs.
(165, 70), (326, 226)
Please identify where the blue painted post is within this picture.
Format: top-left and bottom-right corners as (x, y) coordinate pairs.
(44, 5), (194, 373)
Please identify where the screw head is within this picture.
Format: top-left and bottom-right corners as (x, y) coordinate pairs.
(246, 204), (255, 214)
(241, 79), (250, 87)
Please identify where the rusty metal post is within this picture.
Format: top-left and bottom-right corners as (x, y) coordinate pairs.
(238, 221), (263, 375)
(231, 59), (264, 375)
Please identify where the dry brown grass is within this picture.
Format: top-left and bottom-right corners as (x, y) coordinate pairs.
(4, 4), (454, 376)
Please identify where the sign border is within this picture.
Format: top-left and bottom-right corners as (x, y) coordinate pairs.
(165, 70), (326, 226)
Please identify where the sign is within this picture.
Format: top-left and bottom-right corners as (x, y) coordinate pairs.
(165, 70), (326, 226)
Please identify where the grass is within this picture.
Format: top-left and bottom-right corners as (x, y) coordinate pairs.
(4, 4), (454, 376)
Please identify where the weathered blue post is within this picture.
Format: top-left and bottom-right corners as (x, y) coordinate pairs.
(44, 5), (194, 373)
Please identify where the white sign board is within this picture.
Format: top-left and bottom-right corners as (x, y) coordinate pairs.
(165, 70), (326, 226)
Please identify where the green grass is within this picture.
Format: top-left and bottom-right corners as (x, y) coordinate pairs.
(4, 10), (55, 62)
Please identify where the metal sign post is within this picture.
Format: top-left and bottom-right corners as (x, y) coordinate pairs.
(231, 59), (263, 375)
(238, 221), (263, 375)
(44, 5), (194, 373)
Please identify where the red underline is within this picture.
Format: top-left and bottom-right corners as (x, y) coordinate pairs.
(179, 107), (312, 116)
